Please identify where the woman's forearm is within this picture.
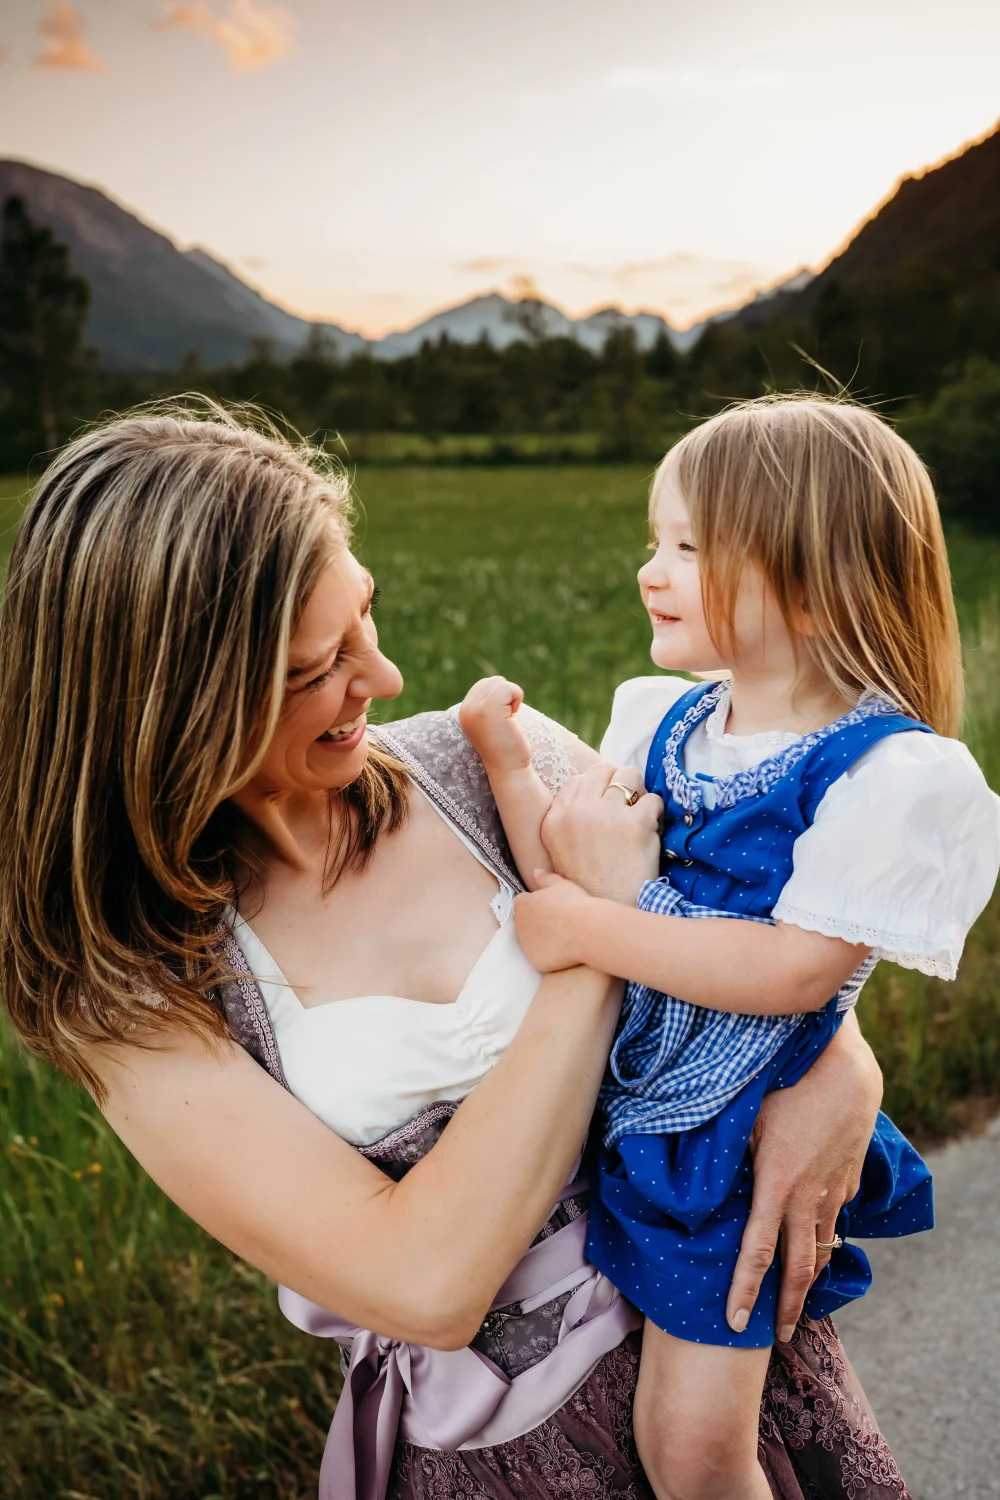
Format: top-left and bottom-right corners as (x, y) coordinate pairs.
(727, 1010), (883, 1337)
(93, 966), (622, 1353)
(380, 965), (622, 1344)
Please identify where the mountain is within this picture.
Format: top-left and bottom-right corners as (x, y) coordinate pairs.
(735, 122), (1000, 327)
(0, 157), (815, 370)
(0, 159), (365, 371)
(372, 292), (679, 359)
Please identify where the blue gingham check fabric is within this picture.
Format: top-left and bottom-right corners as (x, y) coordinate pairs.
(599, 876), (875, 1147)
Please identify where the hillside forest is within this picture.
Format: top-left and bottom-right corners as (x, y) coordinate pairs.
(1, 123), (1000, 524)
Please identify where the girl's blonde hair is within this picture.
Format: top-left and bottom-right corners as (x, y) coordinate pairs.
(0, 400), (408, 1099)
(654, 395), (962, 736)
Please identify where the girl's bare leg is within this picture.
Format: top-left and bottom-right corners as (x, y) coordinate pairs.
(634, 1319), (773, 1500)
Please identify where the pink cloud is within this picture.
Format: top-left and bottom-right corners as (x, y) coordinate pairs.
(34, 4), (106, 72)
(156, 0), (294, 74)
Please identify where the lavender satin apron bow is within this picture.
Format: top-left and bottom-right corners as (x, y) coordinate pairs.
(279, 1191), (641, 1500)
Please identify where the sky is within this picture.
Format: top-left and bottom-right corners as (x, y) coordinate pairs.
(1, 0), (999, 337)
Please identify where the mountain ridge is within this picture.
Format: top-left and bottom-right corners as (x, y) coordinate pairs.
(0, 158), (807, 370)
(735, 120), (1000, 327)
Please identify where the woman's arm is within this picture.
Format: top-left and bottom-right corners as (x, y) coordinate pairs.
(727, 1010), (884, 1340)
(89, 964), (622, 1352)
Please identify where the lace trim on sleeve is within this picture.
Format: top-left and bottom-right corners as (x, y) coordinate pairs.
(516, 705), (577, 795)
(771, 900), (959, 981)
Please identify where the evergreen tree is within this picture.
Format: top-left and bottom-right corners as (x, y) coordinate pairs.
(0, 196), (91, 467)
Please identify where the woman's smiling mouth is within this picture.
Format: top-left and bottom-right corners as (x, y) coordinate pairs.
(316, 710), (368, 749)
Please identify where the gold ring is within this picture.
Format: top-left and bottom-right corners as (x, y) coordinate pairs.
(816, 1234), (843, 1252)
(606, 780), (641, 807)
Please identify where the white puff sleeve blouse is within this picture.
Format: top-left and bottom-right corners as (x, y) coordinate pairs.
(601, 676), (1000, 981)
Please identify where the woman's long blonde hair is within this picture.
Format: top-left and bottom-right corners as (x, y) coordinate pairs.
(655, 395), (963, 736)
(0, 401), (408, 1099)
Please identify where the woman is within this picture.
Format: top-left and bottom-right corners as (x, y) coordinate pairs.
(0, 405), (907, 1500)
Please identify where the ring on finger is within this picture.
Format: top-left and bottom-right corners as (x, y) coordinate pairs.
(816, 1234), (843, 1252)
(606, 780), (641, 807)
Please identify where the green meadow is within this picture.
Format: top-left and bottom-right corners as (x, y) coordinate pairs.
(2, 465), (1000, 1497)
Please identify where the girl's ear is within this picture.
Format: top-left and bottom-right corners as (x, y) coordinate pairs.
(789, 595), (823, 638)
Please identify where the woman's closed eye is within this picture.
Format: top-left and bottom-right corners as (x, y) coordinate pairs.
(305, 658), (340, 691)
(303, 585), (382, 691)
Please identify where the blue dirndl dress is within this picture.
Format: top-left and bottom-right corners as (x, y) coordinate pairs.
(586, 682), (935, 1348)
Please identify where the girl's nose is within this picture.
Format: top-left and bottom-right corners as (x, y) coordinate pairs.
(638, 555), (665, 590)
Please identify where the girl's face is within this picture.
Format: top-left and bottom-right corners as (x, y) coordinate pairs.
(247, 546), (404, 797)
(638, 475), (793, 677)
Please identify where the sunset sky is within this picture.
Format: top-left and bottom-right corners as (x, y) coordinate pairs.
(1, 0), (998, 337)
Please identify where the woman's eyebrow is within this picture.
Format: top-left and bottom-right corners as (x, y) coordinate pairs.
(286, 572), (376, 680)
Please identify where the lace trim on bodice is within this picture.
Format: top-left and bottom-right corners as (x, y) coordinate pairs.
(661, 684), (900, 814)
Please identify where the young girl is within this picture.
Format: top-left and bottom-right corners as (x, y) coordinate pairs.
(459, 395), (1000, 1500)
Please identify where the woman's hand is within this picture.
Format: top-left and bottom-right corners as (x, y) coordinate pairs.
(725, 1013), (883, 1342)
(541, 763), (662, 905)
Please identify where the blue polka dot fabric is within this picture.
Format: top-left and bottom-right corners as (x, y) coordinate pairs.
(587, 682), (935, 1348)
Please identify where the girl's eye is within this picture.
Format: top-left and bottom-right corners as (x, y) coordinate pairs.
(679, 540), (698, 555)
(368, 584), (382, 613)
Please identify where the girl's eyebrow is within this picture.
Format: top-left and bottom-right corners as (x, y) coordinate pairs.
(287, 571), (376, 680)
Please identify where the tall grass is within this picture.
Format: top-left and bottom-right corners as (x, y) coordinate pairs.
(2, 466), (999, 1496)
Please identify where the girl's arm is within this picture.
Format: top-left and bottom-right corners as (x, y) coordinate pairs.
(514, 875), (870, 1014)
(88, 963), (622, 1352)
(459, 677), (556, 888)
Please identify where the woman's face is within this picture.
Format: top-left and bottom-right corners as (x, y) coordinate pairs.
(250, 545), (403, 796)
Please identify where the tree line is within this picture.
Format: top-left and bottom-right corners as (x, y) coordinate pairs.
(1, 195), (998, 525)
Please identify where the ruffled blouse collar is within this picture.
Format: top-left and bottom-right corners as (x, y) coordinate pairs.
(703, 685), (801, 757)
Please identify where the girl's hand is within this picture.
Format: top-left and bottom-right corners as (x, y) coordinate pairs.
(541, 763), (662, 904)
(514, 870), (595, 971)
(725, 1013), (883, 1342)
(459, 677), (532, 777)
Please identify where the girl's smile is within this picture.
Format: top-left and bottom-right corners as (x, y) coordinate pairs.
(638, 477), (726, 674)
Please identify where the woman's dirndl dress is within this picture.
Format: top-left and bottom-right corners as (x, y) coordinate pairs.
(587, 678), (999, 1348)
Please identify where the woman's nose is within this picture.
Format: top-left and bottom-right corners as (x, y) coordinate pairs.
(358, 648), (404, 704)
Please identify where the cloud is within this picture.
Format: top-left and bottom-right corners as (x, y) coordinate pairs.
(564, 253), (771, 295)
(603, 66), (785, 100)
(34, 4), (106, 72)
(556, 253), (784, 328)
(456, 257), (528, 275)
(155, 0), (294, 74)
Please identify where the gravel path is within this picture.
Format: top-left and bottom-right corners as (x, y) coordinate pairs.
(835, 1116), (1000, 1499)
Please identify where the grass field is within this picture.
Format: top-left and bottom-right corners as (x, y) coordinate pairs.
(2, 465), (1000, 1497)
